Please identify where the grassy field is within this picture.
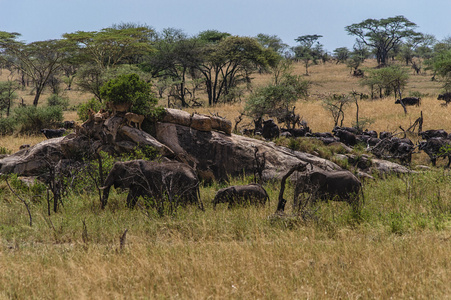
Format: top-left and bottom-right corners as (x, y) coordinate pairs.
(1, 61), (451, 299)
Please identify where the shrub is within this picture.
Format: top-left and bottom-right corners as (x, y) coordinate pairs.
(77, 98), (104, 122)
(100, 73), (158, 117)
(0, 117), (17, 135)
(47, 94), (69, 110)
(0, 146), (11, 155)
(14, 106), (63, 134)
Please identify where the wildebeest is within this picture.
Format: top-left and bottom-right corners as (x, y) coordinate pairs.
(418, 137), (451, 167)
(379, 131), (393, 139)
(437, 93), (451, 106)
(41, 128), (66, 139)
(395, 97), (421, 107)
(262, 119), (279, 140)
(333, 129), (357, 146)
(332, 126), (360, 135)
(357, 135), (380, 147)
(307, 132), (334, 138)
(371, 137), (414, 165)
(362, 129), (378, 138)
(62, 120), (75, 129)
(419, 129), (448, 140)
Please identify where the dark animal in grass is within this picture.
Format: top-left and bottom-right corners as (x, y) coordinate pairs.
(419, 129), (448, 140)
(333, 129), (357, 146)
(101, 160), (203, 211)
(307, 132), (334, 138)
(371, 137), (414, 165)
(437, 93), (451, 106)
(212, 183), (270, 208)
(418, 137), (451, 167)
(281, 127), (310, 138)
(395, 97), (421, 106)
(379, 131), (393, 139)
(293, 169), (363, 211)
(332, 126), (361, 135)
(362, 129), (378, 138)
(62, 120), (75, 129)
(262, 119), (279, 140)
(357, 135), (380, 147)
(41, 128), (66, 139)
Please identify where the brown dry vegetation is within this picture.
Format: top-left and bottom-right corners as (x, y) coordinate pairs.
(1, 61), (451, 299)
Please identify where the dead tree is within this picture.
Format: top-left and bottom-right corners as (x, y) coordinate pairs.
(406, 111), (423, 134)
(275, 162), (308, 213)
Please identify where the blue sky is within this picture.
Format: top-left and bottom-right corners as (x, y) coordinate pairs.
(1, 0), (451, 52)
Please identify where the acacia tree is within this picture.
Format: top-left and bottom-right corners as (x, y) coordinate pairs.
(144, 29), (202, 107)
(196, 34), (279, 105)
(360, 65), (409, 99)
(333, 47), (350, 64)
(293, 34), (323, 75)
(0, 32), (70, 106)
(63, 26), (154, 69)
(0, 80), (19, 116)
(255, 33), (288, 55)
(345, 16), (421, 67)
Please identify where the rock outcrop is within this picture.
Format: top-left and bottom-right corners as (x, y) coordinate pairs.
(155, 122), (340, 181)
(0, 108), (414, 181)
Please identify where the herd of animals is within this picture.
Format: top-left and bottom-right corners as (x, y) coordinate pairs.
(98, 159), (363, 213)
(30, 93), (451, 213)
(242, 94), (451, 168)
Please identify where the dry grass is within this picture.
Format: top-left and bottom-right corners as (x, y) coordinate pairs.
(1, 61), (451, 299)
(1, 229), (450, 299)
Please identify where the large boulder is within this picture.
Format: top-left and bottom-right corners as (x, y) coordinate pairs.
(0, 137), (64, 176)
(155, 122), (340, 181)
(118, 126), (174, 157)
(162, 108), (232, 135)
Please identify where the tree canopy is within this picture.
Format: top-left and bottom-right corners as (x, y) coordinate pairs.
(0, 32), (70, 106)
(345, 16), (421, 67)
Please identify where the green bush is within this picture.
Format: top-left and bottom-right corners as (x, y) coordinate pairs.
(0, 117), (17, 135)
(14, 106), (63, 134)
(100, 73), (158, 117)
(0, 146), (11, 155)
(77, 98), (104, 122)
(47, 94), (69, 110)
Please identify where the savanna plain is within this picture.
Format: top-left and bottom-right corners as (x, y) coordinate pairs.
(0, 61), (451, 299)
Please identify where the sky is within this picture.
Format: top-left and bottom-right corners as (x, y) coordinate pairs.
(1, 0), (451, 52)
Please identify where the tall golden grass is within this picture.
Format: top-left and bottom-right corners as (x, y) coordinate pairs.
(1, 61), (451, 299)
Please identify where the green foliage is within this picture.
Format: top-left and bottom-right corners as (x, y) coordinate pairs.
(293, 34), (325, 74)
(322, 94), (352, 127)
(100, 73), (158, 116)
(345, 16), (421, 66)
(245, 73), (309, 119)
(14, 105), (63, 133)
(255, 33), (288, 54)
(333, 47), (350, 63)
(360, 65), (409, 99)
(77, 98), (104, 122)
(120, 145), (161, 161)
(408, 90), (426, 98)
(46, 94), (69, 110)
(0, 146), (11, 154)
(0, 117), (17, 134)
(0, 81), (19, 117)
